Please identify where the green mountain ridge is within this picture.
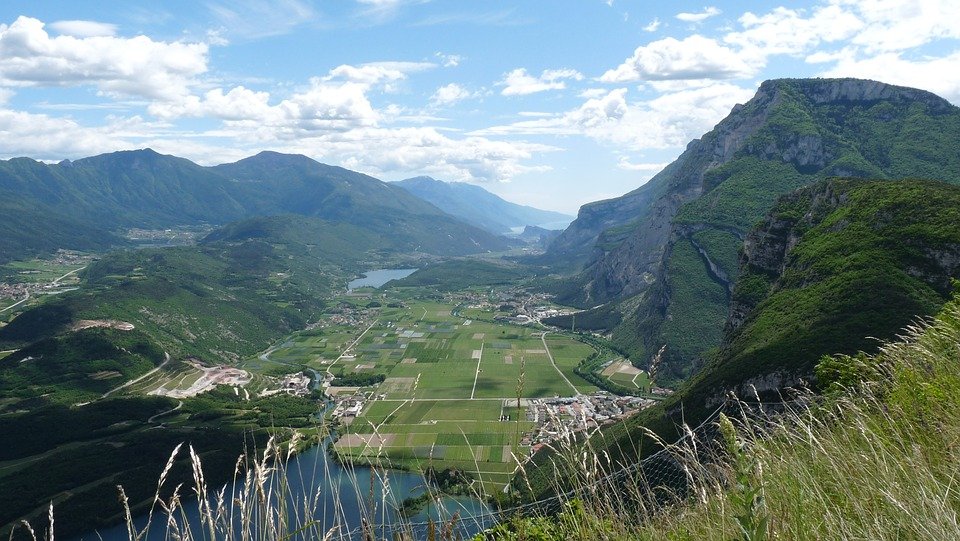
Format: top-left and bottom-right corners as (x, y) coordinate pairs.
(531, 178), (960, 492)
(0, 150), (509, 262)
(0, 214), (363, 376)
(546, 78), (960, 383)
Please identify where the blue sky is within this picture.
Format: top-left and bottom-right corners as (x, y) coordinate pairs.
(1, 1), (959, 213)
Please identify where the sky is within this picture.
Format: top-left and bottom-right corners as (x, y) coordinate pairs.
(1, 1), (959, 214)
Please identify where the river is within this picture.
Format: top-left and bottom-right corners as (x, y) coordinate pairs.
(74, 439), (494, 541)
(347, 268), (418, 290)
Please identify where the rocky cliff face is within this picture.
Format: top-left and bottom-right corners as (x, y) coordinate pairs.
(547, 78), (960, 384)
(709, 178), (960, 404)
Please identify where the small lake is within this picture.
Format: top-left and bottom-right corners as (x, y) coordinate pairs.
(75, 440), (494, 541)
(348, 268), (418, 290)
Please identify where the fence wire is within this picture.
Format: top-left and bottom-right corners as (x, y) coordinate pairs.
(329, 400), (735, 540)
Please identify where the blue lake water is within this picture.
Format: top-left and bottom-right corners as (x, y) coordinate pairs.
(74, 440), (494, 541)
(347, 268), (418, 290)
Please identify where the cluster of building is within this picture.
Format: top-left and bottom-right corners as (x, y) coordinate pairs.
(311, 303), (378, 329)
(328, 392), (368, 424)
(0, 282), (29, 301)
(1, 251), (94, 302)
(262, 372), (312, 397)
(520, 392), (656, 454)
(450, 288), (570, 325)
(124, 227), (209, 245)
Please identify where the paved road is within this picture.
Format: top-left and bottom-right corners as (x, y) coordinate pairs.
(327, 319), (379, 376)
(102, 352), (171, 398)
(148, 400), (183, 423)
(52, 265), (86, 286)
(541, 331), (579, 395)
(470, 342), (485, 399)
(0, 293), (29, 314)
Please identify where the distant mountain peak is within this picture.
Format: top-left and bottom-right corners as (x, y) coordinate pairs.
(395, 176), (573, 235)
(238, 150), (319, 166)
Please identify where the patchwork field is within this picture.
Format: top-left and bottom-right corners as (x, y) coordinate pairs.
(335, 398), (533, 490)
(601, 359), (652, 392)
(254, 296), (600, 491)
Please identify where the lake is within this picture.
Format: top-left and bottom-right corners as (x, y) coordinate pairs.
(347, 268), (418, 290)
(74, 440), (495, 541)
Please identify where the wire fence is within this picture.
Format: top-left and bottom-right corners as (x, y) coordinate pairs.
(329, 401), (736, 540)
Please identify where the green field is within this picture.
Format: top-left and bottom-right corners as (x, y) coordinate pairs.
(251, 295), (599, 492)
(335, 398), (531, 490)
(0, 258), (87, 284)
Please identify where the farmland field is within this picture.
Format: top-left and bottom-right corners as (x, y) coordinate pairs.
(254, 294), (598, 491)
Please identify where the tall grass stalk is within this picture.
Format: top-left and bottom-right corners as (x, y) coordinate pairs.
(487, 301), (960, 539)
(19, 301), (960, 540)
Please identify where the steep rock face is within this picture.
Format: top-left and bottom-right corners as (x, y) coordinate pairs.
(710, 178), (960, 404)
(549, 84), (780, 276)
(548, 78), (960, 383)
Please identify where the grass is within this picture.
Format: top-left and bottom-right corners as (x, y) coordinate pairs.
(26, 293), (960, 540)
(18, 295), (960, 540)
(489, 293), (960, 540)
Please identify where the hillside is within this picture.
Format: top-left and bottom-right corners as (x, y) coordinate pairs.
(545, 78), (960, 382)
(0, 150), (509, 262)
(501, 290), (960, 539)
(530, 178), (960, 491)
(0, 215), (362, 375)
(0, 216), (350, 534)
(395, 176), (572, 235)
(385, 259), (530, 291)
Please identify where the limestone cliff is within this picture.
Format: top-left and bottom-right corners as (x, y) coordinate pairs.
(545, 78), (960, 383)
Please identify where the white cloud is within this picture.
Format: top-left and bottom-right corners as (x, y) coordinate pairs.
(435, 52), (463, 67)
(0, 108), (144, 159)
(325, 62), (431, 85)
(841, 0), (960, 53)
(499, 68), (584, 96)
(327, 127), (555, 182)
(151, 79), (381, 132)
(616, 157), (669, 172)
(0, 16), (209, 101)
(48, 20), (117, 37)
(676, 7), (720, 22)
(600, 35), (754, 82)
(206, 0), (318, 39)
(429, 83), (476, 107)
(643, 18), (661, 32)
(474, 83), (755, 151)
(151, 60), (440, 127)
(578, 88), (609, 99)
(821, 49), (960, 103)
(725, 5), (862, 65)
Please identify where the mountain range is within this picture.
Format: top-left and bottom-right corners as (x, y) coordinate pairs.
(544, 78), (960, 383)
(0, 150), (511, 263)
(394, 176), (573, 235)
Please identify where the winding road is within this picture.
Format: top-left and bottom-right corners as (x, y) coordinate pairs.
(102, 352), (171, 399)
(147, 399), (183, 423)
